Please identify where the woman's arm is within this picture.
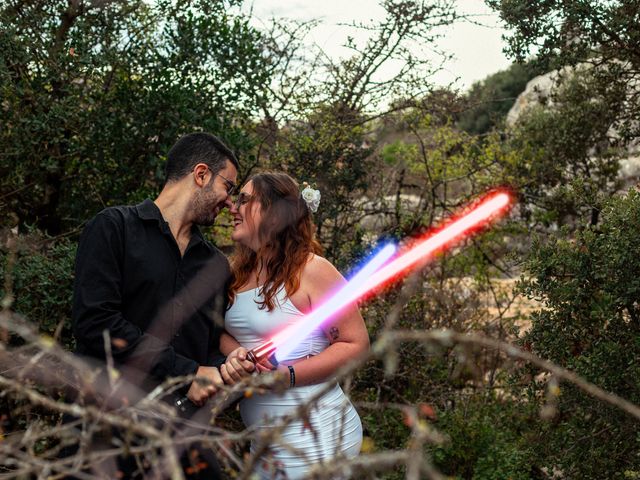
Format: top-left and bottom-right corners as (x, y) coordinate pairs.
(282, 255), (370, 386)
(219, 330), (241, 356)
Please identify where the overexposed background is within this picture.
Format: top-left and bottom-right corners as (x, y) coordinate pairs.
(246, 0), (511, 89)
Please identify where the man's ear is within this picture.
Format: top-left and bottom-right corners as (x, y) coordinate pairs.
(193, 163), (210, 187)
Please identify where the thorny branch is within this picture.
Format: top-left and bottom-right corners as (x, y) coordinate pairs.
(2, 276), (640, 479)
(1, 218), (640, 478)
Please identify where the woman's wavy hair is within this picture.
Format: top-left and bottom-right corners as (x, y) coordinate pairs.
(229, 171), (322, 311)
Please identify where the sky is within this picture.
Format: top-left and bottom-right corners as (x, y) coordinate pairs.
(246, 0), (513, 90)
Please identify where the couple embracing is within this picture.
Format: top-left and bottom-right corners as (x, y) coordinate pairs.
(72, 132), (367, 479)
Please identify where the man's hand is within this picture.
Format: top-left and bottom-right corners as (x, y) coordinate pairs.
(186, 366), (223, 406)
(220, 347), (257, 384)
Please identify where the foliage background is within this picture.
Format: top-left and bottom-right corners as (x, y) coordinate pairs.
(1, 0), (639, 478)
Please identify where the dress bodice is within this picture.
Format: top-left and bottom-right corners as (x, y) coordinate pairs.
(225, 286), (330, 361)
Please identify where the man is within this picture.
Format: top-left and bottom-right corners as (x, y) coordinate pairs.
(72, 132), (239, 478)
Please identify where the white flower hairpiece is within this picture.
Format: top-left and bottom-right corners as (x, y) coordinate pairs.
(301, 182), (321, 213)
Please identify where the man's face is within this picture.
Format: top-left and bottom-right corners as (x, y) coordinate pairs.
(192, 160), (238, 226)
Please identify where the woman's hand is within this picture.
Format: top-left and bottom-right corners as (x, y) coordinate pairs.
(255, 355), (277, 373)
(220, 347), (255, 384)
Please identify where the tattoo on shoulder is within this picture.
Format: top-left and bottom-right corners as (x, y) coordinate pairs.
(329, 327), (339, 342)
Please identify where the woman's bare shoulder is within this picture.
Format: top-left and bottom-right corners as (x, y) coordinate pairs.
(301, 254), (345, 290)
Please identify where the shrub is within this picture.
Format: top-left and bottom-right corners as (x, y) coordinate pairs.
(0, 233), (76, 349)
(518, 189), (640, 479)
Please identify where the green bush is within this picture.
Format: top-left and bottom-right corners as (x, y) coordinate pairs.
(518, 189), (640, 479)
(1, 0), (265, 235)
(0, 234), (76, 349)
(458, 62), (537, 136)
(430, 395), (537, 480)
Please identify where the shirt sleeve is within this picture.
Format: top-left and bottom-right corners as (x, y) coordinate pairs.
(72, 212), (199, 381)
(205, 260), (231, 369)
(209, 293), (228, 369)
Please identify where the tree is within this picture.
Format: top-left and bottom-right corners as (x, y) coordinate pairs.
(487, 0), (640, 141)
(457, 61), (537, 136)
(0, 0), (270, 234)
(256, 0), (460, 263)
(501, 68), (627, 227)
(518, 189), (640, 479)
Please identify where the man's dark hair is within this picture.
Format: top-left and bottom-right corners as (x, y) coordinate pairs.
(164, 132), (239, 184)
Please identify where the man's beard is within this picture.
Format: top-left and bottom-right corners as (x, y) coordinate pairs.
(192, 186), (219, 226)
(195, 209), (217, 226)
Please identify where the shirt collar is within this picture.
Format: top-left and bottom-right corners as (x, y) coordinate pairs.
(190, 225), (206, 246)
(135, 199), (207, 246)
(136, 199), (163, 222)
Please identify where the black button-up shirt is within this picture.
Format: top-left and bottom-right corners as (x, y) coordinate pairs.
(72, 199), (229, 391)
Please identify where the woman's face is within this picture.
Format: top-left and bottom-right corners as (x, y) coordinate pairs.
(230, 180), (263, 251)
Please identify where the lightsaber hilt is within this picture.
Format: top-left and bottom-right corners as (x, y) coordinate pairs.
(174, 341), (277, 414)
(246, 341), (276, 365)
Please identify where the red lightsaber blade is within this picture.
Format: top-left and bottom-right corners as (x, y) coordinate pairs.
(250, 190), (512, 363)
(246, 243), (397, 364)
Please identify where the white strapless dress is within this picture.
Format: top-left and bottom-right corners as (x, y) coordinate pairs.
(225, 287), (363, 479)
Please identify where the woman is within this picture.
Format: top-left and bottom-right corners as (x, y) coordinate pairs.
(220, 172), (368, 479)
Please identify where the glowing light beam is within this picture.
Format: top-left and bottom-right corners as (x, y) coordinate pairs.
(247, 242), (397, 364)
(249, 190), (513, 363)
